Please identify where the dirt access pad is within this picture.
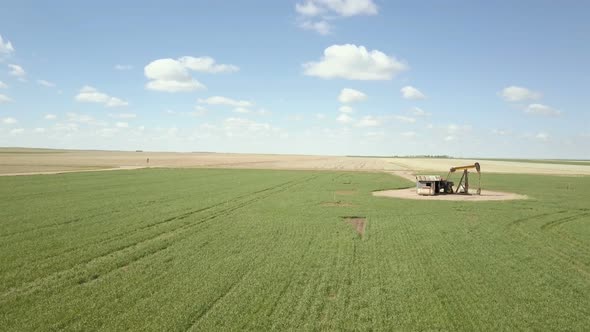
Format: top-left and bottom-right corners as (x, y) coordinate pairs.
(373, 188), (527, 201)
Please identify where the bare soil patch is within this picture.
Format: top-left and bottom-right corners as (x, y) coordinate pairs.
(321, 201), (357, 207)
(343, 217), (366, 236)
(373, 188), (527, 201)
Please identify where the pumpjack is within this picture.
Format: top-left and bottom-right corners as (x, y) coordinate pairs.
(446, 162), (481, 195)
(415, 162), (481, 196)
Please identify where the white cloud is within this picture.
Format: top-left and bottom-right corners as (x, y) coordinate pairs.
(66, 112), (99, 125)
(392, 115), (416, 123)
(407, 107), (428, 116)
(447, 123), (472, 134)
(339, 105), (354, 113)
(2, 117), (17, 124)
(233, 107), (251, 114)
(338, 88), (367, 103)
(336, 113), (354, 124)
(400, 86), (426, 100)
(144, 58), (206, 92)
(179, 56), (239, 73)
(223, 117), (281, 137)
(115, 122), (129, 128)
(315, 113), (326, 119)
(303, 44), (408, 80)
(299, 20), (332, 35)
(0, 81), (7, 88)
(37, 79), (56, 88)
(109, 113), (137, 119)
(75, 86), (129, 107)
(144, 56), (238, 92)
(198, 96), (253, 108)
(356, 115), (380, 127)
(33, 127), (45, 133)
(525, 103), (561, 116)
(8, 64), (26, 80)
(400, 131), (417, 138)
(193, 106), (209, 116)
(115, 64), (133, 70)
(500, 86), (541, 102)
(45, 114), (57, 120)
(0, 34), (14, 55)
(443, 123), (472, 142)
(295, 1), (324, 16)
(10, 128), (24, 135)
(491, 129), (509, 136)
(296, 0), (377, 17)
(0, 94), (12, 103)
(535, 132), (549, 141)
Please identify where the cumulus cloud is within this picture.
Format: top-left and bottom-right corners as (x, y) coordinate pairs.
(144, 59), (205, 92)
(45, 114), (57, 120)
(8, 64), (26, 80)
(400, 86), (426, 100)
(491, 129), (510, 136)
(535, 132), (549, 141)
(144, 56), (238, 92)
(198, 96), (253, 108)
(295, 1), (377, 35)
(525, 103), (561, 116)
(10, 128), (24, 135)
(2, 117), (17, 124)
(299, 20), (331, 35)
(0, 94), (12, 103)
(0, 81), (7, 88)
(336, 113), (354, 124)
(500, 86), (541, 102)
(33, 127), (45, 133)
(407, 107), (428, 116)
(444, 123), (472, 141)
(296, 0), (377, 17)
(179, 56), (239, 73)
(400, 131), (417, 138)
(115, 122), (129, 128)
(75, 86), (129, 107)
(295, 1), (324, 16)
(392, 115), (416, 123)
(0, 34), (14, 55)
(338, 88), (367, 103)
(223, 117), (281, 137)
(37, 79), (56, 88)
(233, 107), (251, 114)
(115, 64), (133, 70)
(356, 115), (380, 127)
(109, 113), (137, 119)
(303, 44), (408, 80)
(339, 105), (354, 113)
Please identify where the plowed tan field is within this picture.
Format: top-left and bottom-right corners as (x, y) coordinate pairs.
(1, 148), (589, 176)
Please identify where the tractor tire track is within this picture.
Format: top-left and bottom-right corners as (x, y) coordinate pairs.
(0, 174), (320, 302)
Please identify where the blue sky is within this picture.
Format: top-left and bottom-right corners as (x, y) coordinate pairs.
(0, 0), (588, 158)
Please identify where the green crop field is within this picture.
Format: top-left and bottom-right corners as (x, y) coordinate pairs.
(1, 169), (589, 331)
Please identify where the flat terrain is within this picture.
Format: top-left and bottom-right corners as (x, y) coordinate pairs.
(1, 169), (589, 330)
(2, 148), (590, 176)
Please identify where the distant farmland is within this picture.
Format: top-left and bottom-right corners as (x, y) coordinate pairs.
(1, 168), (589, 330)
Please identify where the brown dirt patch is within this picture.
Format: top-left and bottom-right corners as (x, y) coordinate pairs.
(343, 216), (366, 236)
(335, 190), (356, 195)
(321, 201), (357, 207)
(373, 188), (527, 201)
